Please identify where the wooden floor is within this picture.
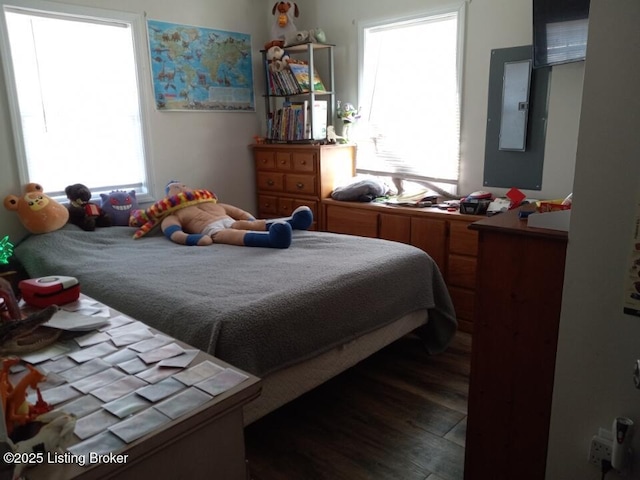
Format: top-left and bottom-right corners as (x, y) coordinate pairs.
(245, 330), (471, 480)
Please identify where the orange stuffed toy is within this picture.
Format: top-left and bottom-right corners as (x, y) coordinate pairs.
(3, 183), (69, 234)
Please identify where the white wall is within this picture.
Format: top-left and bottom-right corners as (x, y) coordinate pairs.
(0, 0), (268, 242)
(301, 0), (583, 199)
(547, 1), (640, 478)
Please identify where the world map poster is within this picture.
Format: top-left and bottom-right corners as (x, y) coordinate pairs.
(147, 19), (254, 111)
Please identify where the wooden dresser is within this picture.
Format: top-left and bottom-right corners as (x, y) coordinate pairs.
(251, 144), (355, 230)
(322, 198), (480, 333)
(464, 208), (568, 480)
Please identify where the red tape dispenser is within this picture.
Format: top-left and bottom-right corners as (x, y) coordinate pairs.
(19, 276), (80, 308)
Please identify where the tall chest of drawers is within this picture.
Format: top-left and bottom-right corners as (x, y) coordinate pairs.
(251, 144), (355, 230)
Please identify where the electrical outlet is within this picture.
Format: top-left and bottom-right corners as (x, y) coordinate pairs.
(589, 435), (613, 466)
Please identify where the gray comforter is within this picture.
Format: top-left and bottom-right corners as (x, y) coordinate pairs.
(14, 225), (456, 376)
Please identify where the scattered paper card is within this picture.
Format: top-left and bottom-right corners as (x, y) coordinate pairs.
(117, 357), (149, 375)
(102, 392), (152, 419)
(109, 408), (171, 444)
(154, 387), (212, 420)
(20, 344), (69, 364)
(136, 365), (182, 384)
(39, 356), (77, 374)
(75, 409), (120, 440)
(36, 384), (82, 406)
(68, 431), (126, 458)
(101, 348), (139, 365)
(173, 360), (224, 386)
(54, 394), (102, 419)
(59, 358), (110, 383)
(129, 334), (174, 353)
(91, 375), (148, 403)
(105, 321), (151, 339)
(138, 343), (184, 364)
(75, 331), (111, 348)
(68, 342), (118, 363)
(36, 371), (66, 390)
(158, 349), (199, 369)
(195, 368), (249, 397)
(136, 377), (185, 403)
(110, 330), (154, 347)
(71, 368), (126, 394)
(98, 314), (135, 332)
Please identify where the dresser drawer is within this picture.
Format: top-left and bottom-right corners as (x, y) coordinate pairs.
(257, 172), (284, 192)
(277, 198), (318, 219)
(450, 221), (478, 256)
(447, 254), (477, 289)
(257, 195), (278, 215)
(448, 286), (476, 321)
(285, 174), (316, 195)
(255, 150), (276, 170)
(292, 152), (316, 172)
(325, 204), (379, 237)
(275, 152), (292, 170)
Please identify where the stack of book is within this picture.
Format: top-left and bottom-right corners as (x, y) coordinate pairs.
(267, 61), (326, 95)
(267, 100), (327, 141)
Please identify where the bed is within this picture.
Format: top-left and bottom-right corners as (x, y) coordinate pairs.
(13, 224), (457, 424)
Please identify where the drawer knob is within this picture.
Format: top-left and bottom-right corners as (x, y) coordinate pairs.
(267, 179), (274, 186)
(296, 182), (304, 189)
(300, 160), (306, 165)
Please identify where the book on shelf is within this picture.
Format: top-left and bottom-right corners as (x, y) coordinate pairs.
(288, 61), (327, 93)
(266, 100), (326, 141)
(268, 101), (307, 141)
(305, 100), (327, 140)
(268, 68), (302, 95)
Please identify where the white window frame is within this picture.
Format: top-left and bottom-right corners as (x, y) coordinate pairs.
(356, 2), (466, 195)
(0, 0), (155, 202)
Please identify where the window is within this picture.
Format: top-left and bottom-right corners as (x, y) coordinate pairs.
(357, 5), (465, 195)
(0, 0), (153, 201)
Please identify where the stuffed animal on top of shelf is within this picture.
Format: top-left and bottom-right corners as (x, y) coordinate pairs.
(271, 2), (299, 42)
(283, 28), (327, 47)
(3, 183), (69, 234)
(129, 181), (313, 248)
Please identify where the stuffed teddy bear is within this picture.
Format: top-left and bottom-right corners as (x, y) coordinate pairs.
(271, 2), (299, 42)
(130, 181), (313, 248)
(100, 190), (138, 226)
(3, 183), (69, 234)
(64, 183), (111, 231)
(266, 45), (289, 72)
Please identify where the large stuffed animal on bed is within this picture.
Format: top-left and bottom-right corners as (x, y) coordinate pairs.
(3, 183), (69, 234)
(129, 181), (313, 248)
